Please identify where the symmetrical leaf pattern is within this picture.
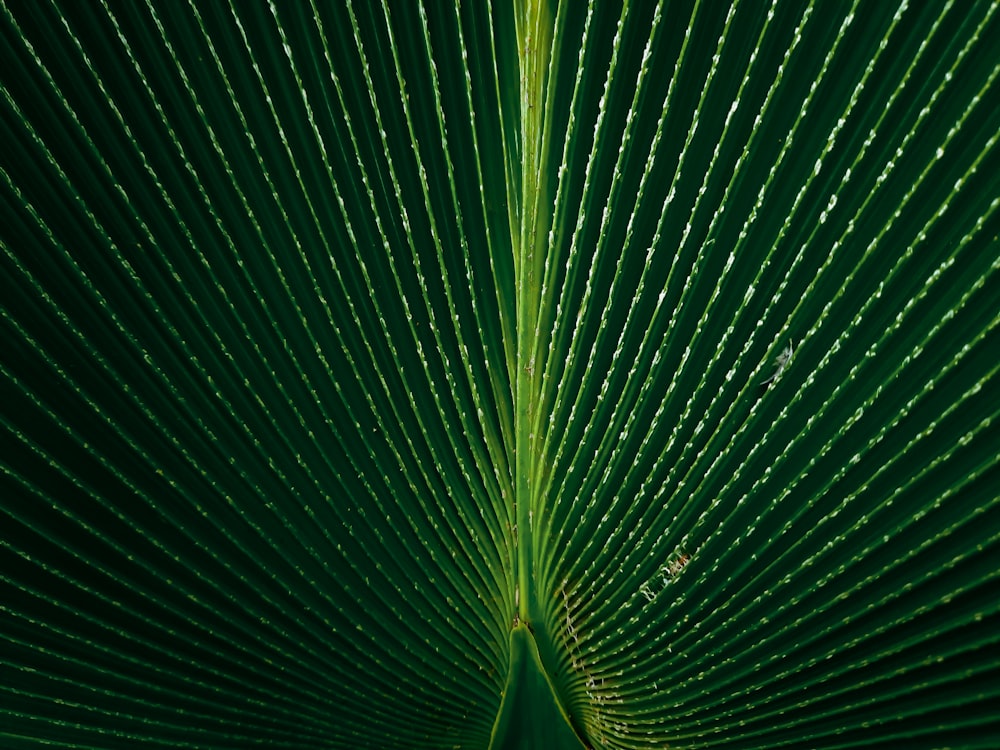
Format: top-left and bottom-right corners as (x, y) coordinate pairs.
(2, 1), (998, 748)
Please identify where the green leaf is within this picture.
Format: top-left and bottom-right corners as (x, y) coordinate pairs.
(1, 0), (998, 748)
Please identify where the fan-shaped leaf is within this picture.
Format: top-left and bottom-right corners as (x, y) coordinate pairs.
(2, 0), (998, 748)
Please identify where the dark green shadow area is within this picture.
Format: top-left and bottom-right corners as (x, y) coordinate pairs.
(490, 623), (586, 750)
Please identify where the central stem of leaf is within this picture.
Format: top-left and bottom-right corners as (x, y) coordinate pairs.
(513, 0), (553, 626)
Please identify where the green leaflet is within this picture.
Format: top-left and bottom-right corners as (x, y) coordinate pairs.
(1, 0), (999, 748)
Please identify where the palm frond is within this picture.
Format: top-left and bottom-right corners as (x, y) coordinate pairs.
(2, 1), (998, 748)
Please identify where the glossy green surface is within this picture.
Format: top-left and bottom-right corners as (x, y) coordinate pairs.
(1, 0), (999, 747)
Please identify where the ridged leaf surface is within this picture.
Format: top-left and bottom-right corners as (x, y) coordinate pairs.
(1, 1), (998, 748)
